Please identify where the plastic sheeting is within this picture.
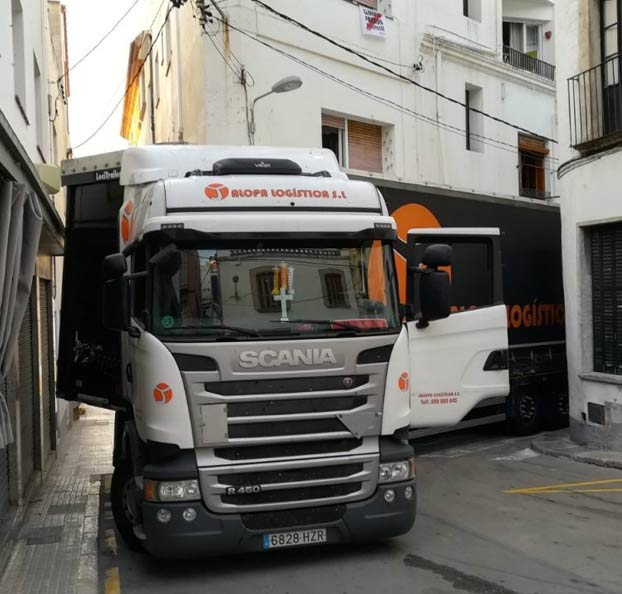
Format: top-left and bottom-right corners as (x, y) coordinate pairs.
(0, 181), (43, 448)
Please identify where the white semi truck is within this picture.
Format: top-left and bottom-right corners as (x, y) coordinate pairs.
(59, 146), (509, 557)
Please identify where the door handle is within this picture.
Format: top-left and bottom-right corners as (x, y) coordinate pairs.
(126, 363), (133, 383)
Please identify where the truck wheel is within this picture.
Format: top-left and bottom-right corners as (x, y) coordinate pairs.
(111, 460), (145, 552)
(506, 389), (541, 436)
(543, 392), (569, 430)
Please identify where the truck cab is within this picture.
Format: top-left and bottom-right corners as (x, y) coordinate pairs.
(59, 146), (509, 557)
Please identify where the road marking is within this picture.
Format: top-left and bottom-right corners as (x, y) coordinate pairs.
(104, 567), (121, 594)
(505, 477), (622, 494)
(104, 528), (118, 556)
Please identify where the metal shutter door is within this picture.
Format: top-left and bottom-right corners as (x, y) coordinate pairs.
(347, 120), (383, 173)
(39, 279), (54, 458)
(17, 284), (36, 490)
(591, 223), (622, 374)
(0, 378), (9, 515)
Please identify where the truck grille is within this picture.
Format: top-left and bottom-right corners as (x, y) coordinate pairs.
(214, 438), (364, 461)
(200, 455), (378, 513)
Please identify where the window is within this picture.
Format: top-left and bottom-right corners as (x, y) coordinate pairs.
(140, 70), (147, 121)
(320, 270), (350, 308)
(463, 0), (481, 22)
(11, 0), (27, 121)
(154, 52), (160, 107)
(321, 113), (383, 173)
(465, 85), (483, 152)
(34, 55), (45, 159)
(591, 223), (622, 375)
(525, 25), (540, 58)
(518, 135), (548, 199)
(503, 22), (541, 58)
(252, 268), (281, 313)
(601, 0), (622, 134)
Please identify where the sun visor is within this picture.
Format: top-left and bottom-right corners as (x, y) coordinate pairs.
(163, 177), (383, 213)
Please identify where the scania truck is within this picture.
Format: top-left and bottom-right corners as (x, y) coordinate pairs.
(59, 145), (518, 557)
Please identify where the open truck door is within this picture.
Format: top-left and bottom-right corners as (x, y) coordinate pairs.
(57, 155), (126, 410)
(406, 228), (509, 429)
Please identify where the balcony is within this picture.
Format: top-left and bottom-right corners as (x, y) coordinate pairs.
(568, 55), (622, 153)
(502, 46), (555, 82)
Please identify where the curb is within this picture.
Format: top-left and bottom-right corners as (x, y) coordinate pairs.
(531, 438), (622, 471)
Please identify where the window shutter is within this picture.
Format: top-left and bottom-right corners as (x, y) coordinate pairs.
(591, 223), (622, 375)
(518, 135), (549, 155)
(321, 114), (345, 129)
(347, 120), (383, 173)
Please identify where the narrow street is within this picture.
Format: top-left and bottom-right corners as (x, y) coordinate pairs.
(98, 428), (622, 594)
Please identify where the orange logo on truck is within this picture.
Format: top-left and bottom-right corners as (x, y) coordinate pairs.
(398, 372), (409, 392)
(153, 383), (173, 404)
(205, 183), (229, 200)
(121, 201), (134, 243)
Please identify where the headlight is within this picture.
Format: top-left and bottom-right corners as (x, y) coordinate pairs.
(144, 479), (201, 502)
(378, 458), (415, 484)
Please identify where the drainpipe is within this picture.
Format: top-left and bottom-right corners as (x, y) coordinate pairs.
(175, 10), (184, 142)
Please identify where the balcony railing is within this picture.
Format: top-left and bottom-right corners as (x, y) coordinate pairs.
(502, 46), (556, 81)
(568, 55), (622, 151)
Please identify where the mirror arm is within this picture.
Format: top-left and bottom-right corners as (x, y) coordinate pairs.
(128, 326), (141, 339)
(126, 271), (148, 280)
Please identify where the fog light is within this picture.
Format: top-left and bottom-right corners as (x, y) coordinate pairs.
(384, 489), (395, 503)
(404, 486), (414, 500)
(156, 508), (171, 524)
(182, 507), (197, 522)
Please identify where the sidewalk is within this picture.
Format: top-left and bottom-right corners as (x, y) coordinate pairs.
(532, 429), (622, 470)
(0, 406), (114, 594)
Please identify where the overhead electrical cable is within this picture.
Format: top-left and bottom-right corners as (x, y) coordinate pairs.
(71, 3), (173, 151)
(247, 0), (558, 145)
(213, 17), (558, 171)
(58, 0), (145, 84)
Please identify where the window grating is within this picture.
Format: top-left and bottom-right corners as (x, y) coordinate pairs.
(591, 223), (622, 375)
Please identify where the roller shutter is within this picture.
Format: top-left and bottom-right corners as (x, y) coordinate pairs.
(17, 282), (36, 490)
(39, 279), (54, 459)
(591, 223), (622, 375)
(347, 120), (383, 173)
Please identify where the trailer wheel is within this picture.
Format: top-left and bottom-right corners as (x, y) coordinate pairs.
(506, 389), (540, 436)
(111, 460), (145, 552)
(543, 392), (569, 430)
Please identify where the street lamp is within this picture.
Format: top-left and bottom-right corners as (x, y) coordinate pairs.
(249, 75), (303, 145)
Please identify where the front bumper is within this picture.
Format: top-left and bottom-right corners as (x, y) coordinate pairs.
(141, 480), (416, 558)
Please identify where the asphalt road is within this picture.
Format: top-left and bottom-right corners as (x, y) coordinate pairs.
(99, 430), (622, 594)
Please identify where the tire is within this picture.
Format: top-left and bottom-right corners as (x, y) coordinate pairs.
(110, 460), (145, 552)
(506, 388), (541, 436)
(543, 391), (569, 430)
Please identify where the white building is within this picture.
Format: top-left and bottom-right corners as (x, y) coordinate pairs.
(556, 0), (622, 448)
(123, 0), (557, 203)
(0, 0), (69, 517)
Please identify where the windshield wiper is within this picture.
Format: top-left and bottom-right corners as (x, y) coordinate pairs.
(272, 319), (363, 332)
(170, 324), (261, 337)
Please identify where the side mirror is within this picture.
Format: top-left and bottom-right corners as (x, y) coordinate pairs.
(410, 244), (453, 328)
(103, 277), (130, 332)
(102, 253), (127, 281)
(149, 243), (182, 276)
(419, 271), (451, 326)
(421, 244), (452, 268)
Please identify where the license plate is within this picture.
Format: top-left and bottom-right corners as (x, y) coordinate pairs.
(263, 528), (327, 550)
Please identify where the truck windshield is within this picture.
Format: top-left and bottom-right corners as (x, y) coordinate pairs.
(151, 240), (400, 340)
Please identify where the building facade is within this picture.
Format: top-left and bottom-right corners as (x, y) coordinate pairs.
(557, 0), (622, 448)
(0, 0), (69, 528)
(123, 0), (557, 203)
